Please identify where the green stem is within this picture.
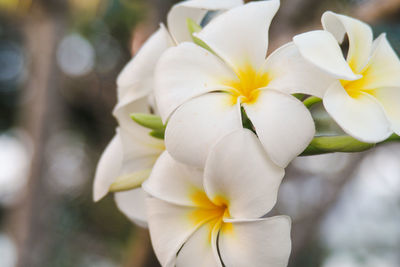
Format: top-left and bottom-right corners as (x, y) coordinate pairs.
(292, 93), (305, 101)
(382, 133), (400, 143)
(301, 134), (400, 156)
(303, 96), (322, 109)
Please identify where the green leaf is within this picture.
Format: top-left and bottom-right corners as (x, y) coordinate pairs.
(187, 18), (202, 35)
(130, 113), (165, 131)
(149, 130), (165, 140)
(193, 36), (214, 52)
(187, 18), (215, 53)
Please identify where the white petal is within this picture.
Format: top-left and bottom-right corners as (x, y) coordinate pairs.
(165, 93), (242, 168)
(204, 129), (284, 218)
(146, 197), (212, 267)
(293, 30), (359, 80)
(324, 81), (392, 142)
(93, 134), (123, 201)
(155, 42), (236, 121)
(118, 126), (164, 177)
(168, 0), (243, 43)
(374, 87), (400, 135)
(142, 151), (205, 207)
(359, 34), (400, 90)
(244, 90), (315, 168)
(113, 97), (150, 132)
(322, 11), (373, 73)
(114, 188), (147, 227)
(218, 216), (292, 267)
(176, 220), (222, 267)
(117, 25), (173, 101)
(264, 42), (335, 98)
(196, 0), (280, 71)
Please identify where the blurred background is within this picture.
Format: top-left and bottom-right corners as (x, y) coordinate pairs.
(0, 0), (399, 266)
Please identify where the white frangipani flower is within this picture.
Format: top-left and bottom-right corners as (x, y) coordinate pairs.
(94, 124), (164, 227)
(293, 11), (400, 143)
(167, 0), (244, 44)
(118, 0), (244, 104)
(143, 129), (291, 267)
(155, 0), (328, 169)
(93, 0), (244, 226)
(93, 28), (170, 226)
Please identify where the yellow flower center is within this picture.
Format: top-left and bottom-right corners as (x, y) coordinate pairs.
(341, 63), (376, 99)
(223, 64), (270, 105)
(188, 190), (233, 243)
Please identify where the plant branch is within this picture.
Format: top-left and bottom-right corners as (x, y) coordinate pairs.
(303, 96), (322, 109)
(301, 134), (400, 156)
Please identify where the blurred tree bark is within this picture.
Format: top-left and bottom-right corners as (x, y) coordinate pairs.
(5, 1), (67, 267)
(354, 0), (400, 22)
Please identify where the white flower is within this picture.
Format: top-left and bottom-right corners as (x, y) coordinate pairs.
(293, 11), (400, 143)
(155, 0), (326, 169)
(93, 0), (244, 226)
(143, 129), (291, 267)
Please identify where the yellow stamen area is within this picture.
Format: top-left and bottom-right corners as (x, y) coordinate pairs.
(341, 78), (376, 98)
(341, 62), (377, 99)
(188, 189), (234, 244)
(223, 64), (270, 105)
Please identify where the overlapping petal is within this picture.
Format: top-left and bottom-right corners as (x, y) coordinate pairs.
(113, 97), (150, 134)
(219, 216), (291, 267)
(142, 151), (204, 207)
(263, 42), (335, 98)
(118, 127), (164, 174)
(175, 220), (222, 267)
(375, 87), (400, 135)
(116, 26), (173, 101)
(196, 0), (280, 71)
(293, 30), (359, 80)
(165, 93), (242, 168)
(244, 90), (315, 167)
(115, 189), (147, 227)
(322, 11), (373, 73)
(204, 129), (284, 219)
(358, 34), (400, 90)
(93, 134), (123, 201)
(155, 42), (236, 121)
(324, 81), (392, 143)
(168, 0), (243, 43)
(146, 197), (207, 267)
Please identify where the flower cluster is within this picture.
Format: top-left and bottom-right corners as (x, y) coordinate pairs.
(93, 0), (400, 266)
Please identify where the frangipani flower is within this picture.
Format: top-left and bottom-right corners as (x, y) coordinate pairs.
(143, 129), (291, 267)
(118, 0), (244, 105)
(156, 0), (327, 168)
(293, 11), (400, 143)
(93, 28), (170, 226)
(94, 0), (243, 226)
